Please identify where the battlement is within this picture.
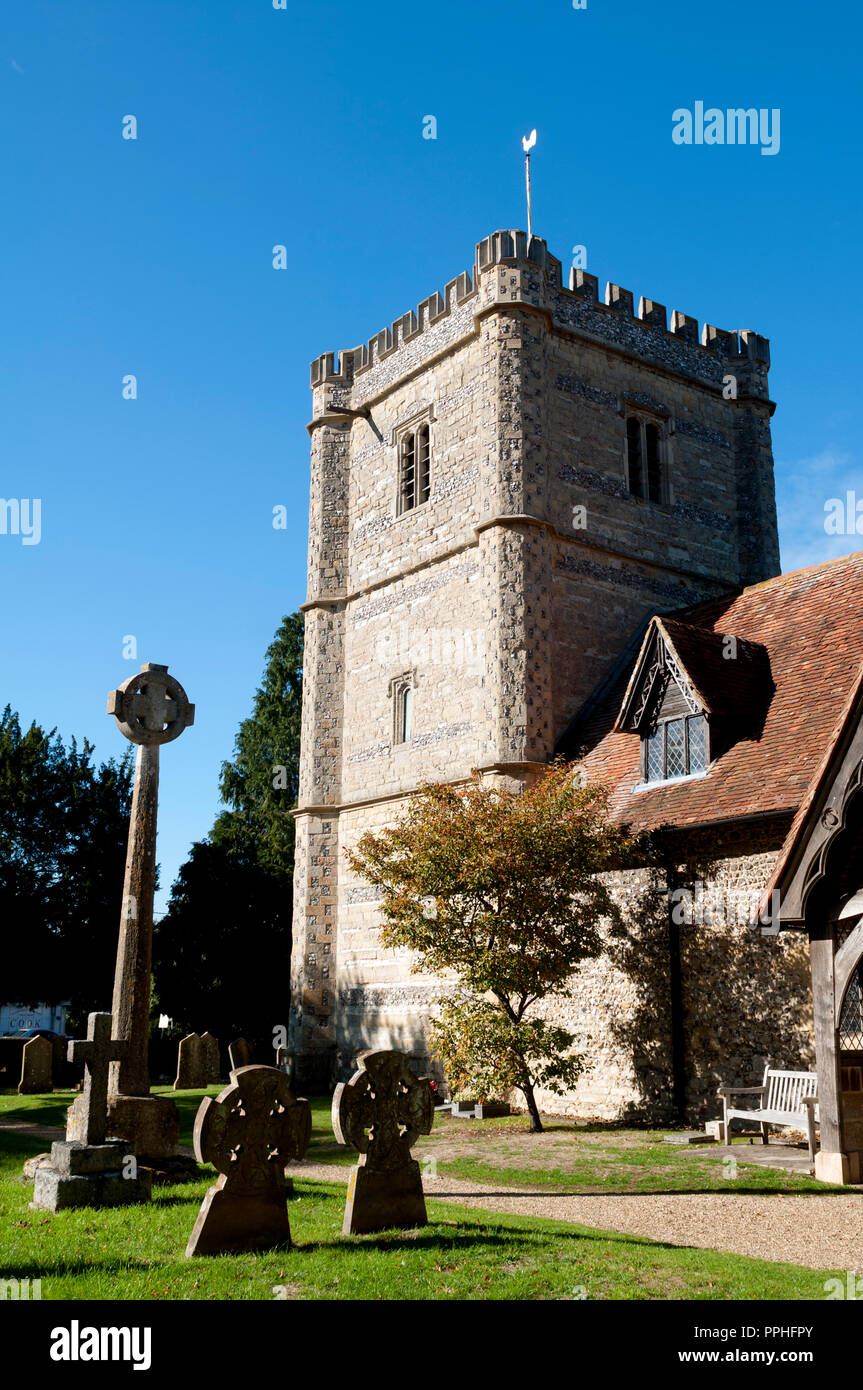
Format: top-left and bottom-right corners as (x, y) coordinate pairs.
(310, 229), (770, 390)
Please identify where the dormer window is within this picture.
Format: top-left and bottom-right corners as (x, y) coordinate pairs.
(625, 413), (665, 503)
(645, 713), (707, 784)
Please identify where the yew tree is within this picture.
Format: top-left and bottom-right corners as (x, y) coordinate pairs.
(347, 762), (634, 1132)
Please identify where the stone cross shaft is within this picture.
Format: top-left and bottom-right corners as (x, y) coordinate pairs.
(67, 1013), (128, 1147)
(107, 663), (194, 1097)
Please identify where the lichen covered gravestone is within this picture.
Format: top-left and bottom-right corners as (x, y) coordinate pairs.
(174, 1033), (207, 1089)
(18, 1036), (53, 1095)
(332, 1049), (434, 1235)
(31, 1013), (152, 1211)
(185, 1065), (311, 1257)
(200, 1031), (220, 1083)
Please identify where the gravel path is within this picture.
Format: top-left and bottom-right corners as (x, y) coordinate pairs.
(287, 1160), (863, 1272)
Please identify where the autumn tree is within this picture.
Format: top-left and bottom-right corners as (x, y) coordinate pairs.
(347, 762), (635, 1132)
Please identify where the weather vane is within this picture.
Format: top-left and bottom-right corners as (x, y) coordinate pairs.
(522, 128), (537, 239)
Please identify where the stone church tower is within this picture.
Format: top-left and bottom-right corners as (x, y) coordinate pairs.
(289, 228), (779, 1089)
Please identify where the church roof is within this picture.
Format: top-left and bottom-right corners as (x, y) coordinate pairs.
(563, 550), (863, 832)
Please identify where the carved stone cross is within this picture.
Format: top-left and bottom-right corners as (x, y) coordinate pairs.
(106, 663), (194, 1101)
(333, 1049), (434, 1172)
(332, 1049), (434, 1234)
(67, 1013), (129, 1147)
(194, 1065), (311, 1195)
(185, 1065), (311, 1257)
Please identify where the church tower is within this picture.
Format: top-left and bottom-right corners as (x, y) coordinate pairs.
(289, 229), (779, 1088)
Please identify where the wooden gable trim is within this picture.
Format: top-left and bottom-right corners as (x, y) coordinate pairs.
(762, 660), (863, 928)
(616, 618), (704, 733)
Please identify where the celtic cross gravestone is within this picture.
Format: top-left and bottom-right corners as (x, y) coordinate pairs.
(332, 1049), (434, 1235)
(185, 1065), (311, 1257)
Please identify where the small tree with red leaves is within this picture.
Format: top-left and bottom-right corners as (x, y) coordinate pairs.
(346, 762), (634, 1133)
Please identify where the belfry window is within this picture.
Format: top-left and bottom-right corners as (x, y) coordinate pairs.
(399, 685), (413, 743)
(398, 424), (431, 513)
(626, 414), (665, 503)
(391, 674), (415, 745)
(644, 713), (707, 784)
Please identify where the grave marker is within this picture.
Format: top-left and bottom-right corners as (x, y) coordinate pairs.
(30, 1013), (152, 1211)
(18, 1036), (53, 1095)
(185, 1065), (311, 1257)
(332, 1049), (434, 1235)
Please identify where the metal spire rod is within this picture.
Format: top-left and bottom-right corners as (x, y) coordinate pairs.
(522, 128), (537, 239)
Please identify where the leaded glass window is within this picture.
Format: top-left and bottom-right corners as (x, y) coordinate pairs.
(840, 969), (863, 1051)
(643, 713), (708, 784)
(646, 725), (664, 782)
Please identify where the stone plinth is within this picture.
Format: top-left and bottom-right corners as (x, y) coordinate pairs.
(31, 1140), (151, 1212)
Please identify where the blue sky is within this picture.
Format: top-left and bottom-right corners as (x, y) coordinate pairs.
(1, 0), (858, 911)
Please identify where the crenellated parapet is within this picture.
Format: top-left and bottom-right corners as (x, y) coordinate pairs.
(310, 270), (475, 389)
(310, 229), (772, 402)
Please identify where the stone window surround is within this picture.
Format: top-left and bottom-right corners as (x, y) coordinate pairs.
(391, 405), (436, 517)
(621, 398), (671, 503)
(388, 668), (417, 747)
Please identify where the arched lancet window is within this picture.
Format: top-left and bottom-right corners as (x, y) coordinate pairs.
(645, 422), (662, 502)
(399, 432), (416, 513)
(417, 424), (431, 505)
(626, 416), (642, 496)
(400, 685), (413, 743)
(398, 423), (432, 513)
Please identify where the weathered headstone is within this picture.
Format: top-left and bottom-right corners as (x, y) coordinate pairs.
(30, 1013), (152, 1211)
(18, 1036), (53, 1095)
(200, 1032), (220, 1084)
(68, 664), (194, 1162)
(185, 1065), (311, 1257)
(174, 1033), (207, 1089)
(332, 1049), (434, 1235)
(228, 1037), (251, 1072)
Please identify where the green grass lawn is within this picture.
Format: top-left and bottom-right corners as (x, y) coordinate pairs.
(411, 1111), (842, 1195)
(0, 1087), (847, 1300)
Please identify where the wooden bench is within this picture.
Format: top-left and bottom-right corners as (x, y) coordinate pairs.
(719, 1066), (819, 1162)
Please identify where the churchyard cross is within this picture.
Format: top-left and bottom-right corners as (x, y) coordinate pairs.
(68, 1013), (128, 1147)
(106, 663), (194, 1098)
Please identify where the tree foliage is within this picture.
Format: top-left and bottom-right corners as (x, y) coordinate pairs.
(215, 612), (303, 874)
(0, 705), (133, 1030)
(151, 834), (292, 1042)
(153, 613), (303, 1040)
(347, 762), (635, 1131)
